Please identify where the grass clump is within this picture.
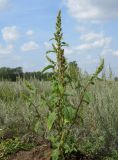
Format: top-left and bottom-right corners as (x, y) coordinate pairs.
(0, 137), (34, 159)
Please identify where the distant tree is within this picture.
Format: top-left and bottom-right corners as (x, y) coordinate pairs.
(0, 67), (23, 81)
(0, 67), (54, 81)
(68, 61), (81, 82)
(115, 77), (118, 81)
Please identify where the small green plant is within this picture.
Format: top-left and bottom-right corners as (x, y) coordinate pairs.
(0, 137), (34, 159)
(25, 10), (104, 159)
(103, 150), (118, 160)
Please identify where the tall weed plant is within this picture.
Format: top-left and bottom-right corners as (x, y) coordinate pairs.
(25, 11), (104, 159)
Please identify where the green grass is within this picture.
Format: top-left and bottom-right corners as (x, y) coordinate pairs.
(0, 79), (118, 159)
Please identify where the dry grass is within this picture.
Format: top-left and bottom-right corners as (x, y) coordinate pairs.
(0, 79), (118, 159)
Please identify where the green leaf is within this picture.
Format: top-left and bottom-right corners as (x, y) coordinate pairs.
(46, 55), (56, 65)
(34, 121), (41, 133)
(97, 77), (103, 81)
(65, 73), (72, 83)
(21, 93), (29, 101)
(52, 44), (57, 52)
(63, 106), (75, 124)
(47, 112), (57, 130)
(42, 65), (54, 73)
(61, 42), (69, 47)
(96, 59), (104, 75)
(84, 92), (91, 104)
(59, 84), (64, 94)
(91, 59), (104, 81)
(49, 38), (55, 41)
(46, 50), (55, 54)
(25, 80), (35, 91)
(52, 149), (60, 160)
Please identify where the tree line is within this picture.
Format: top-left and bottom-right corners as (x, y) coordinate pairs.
(0, 62), (118, 81)
(0, 67), (53, 81)
(0, 61), (79, 81)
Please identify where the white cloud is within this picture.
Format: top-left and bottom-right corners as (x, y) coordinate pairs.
(12, 55), (21, 61)
(26, 30), (34, 36)
(75, 32), (112, 51)
(21, 41), (39, 52)
(44, 42), (52, 49)
(76, 26), (87, 33)
(64, 47), (73, 55)
(80, 32), (103, 42)
(0, 0), (9, 11)
(22, 63), (36, 71)
(86, 55), (99, 64)
(101, 48), (112, 56)
(75, 43), (93, 51)
(64, 0), (118, 21)
(93, 37), (112, 48)
(1, 26), (19, 41)
(0, 44), (13, 55)
(112, 50), (118, 57)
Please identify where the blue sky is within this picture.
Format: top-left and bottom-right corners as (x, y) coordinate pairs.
(0, 0), (118, 76)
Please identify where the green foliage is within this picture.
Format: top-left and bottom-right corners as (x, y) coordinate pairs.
(0, 74), (118, 159)
(0, 137), (34, 159)
(47, 111), (57, 130)
(0, 66), (54, 81)
(68, 61), (80, 82)
(0, 67), (23, 81)
(78, 135), (105, 155)
(40, 10), (104, 159)
(103, 149), (118, 160)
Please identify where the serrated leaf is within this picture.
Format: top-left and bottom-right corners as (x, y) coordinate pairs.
(47, 112), (57, 130)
